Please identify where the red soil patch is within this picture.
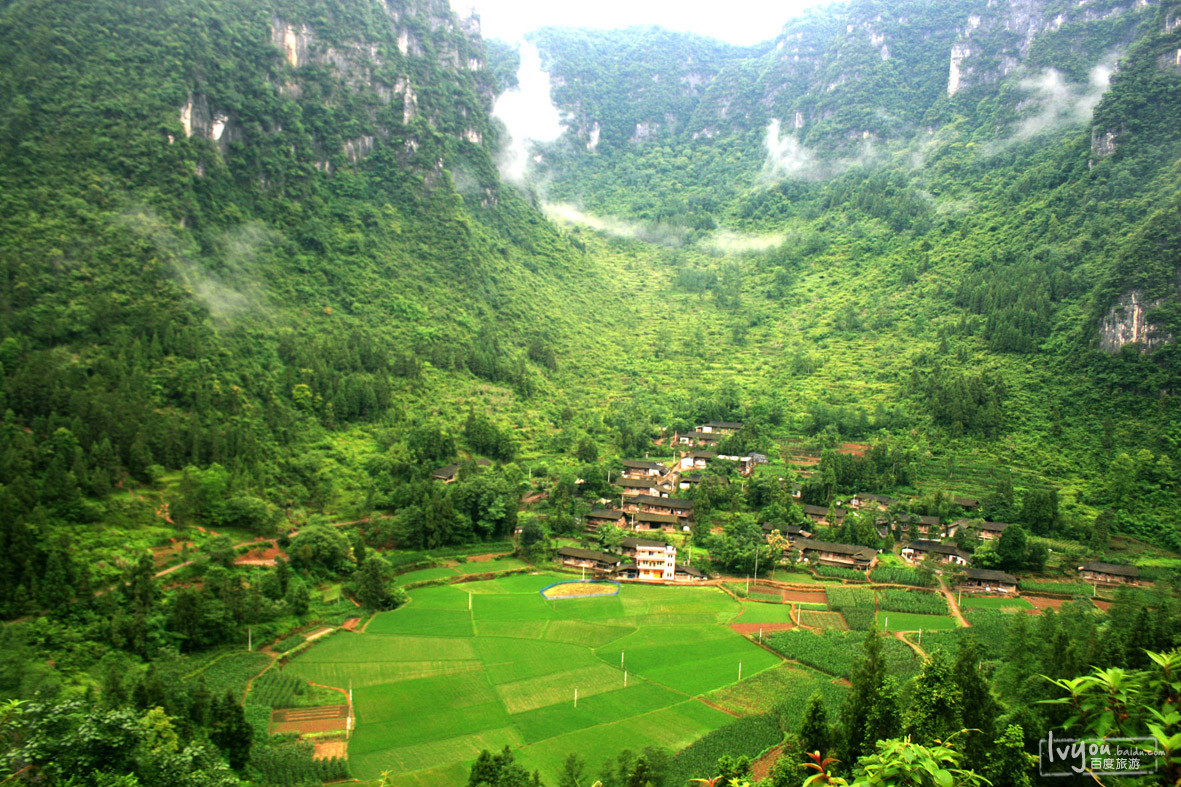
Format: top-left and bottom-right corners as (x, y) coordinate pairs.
(150, 539), (194, 568)
(781, 588), (828, 604)
(1025, 596), (1066, 612)
(341, 617), (362, 631)
(270, 705), (349, 735)
(234, 543), (284, 566)
(697, 698), (740, 718)
(731, 622), (794, 635)
(1093, 599), (1111, 612)
(837, 443), (869, 457)
(751, 745), (785, 783)
(313, 739), (348, 760)
(788, 454), (821, 466)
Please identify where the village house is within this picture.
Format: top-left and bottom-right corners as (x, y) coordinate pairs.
(616, 476), (661, 497)
(557, 547), (621, 574)
(796, 538), (877, 569)
(975, 521), (1010, 541)
(678, 472), (703, 490)
(676, 431), (722, 446)
(901, 539), (970, 566)
(801, 504), (847, 524)
(680, 451), (717, 471)
(1079, 561), (1140, 586)
(957, 568), (1018, 594)
(953, 496), (980, 510)
(851, 493), (897, 510)
(622, 459), (666, 479)
(761, 522), (811, 543)
(634, 511), (688, 533)
(698, 421), (743, 434)
(945, 519), (972, 538)
(674, 564), (707, 582)
(900, 514), (944, 538)
(431, 464), (459, 483)
(625, 494), (694, 519)
(584, 509), (627, 533)
(619, 537), (677, 580)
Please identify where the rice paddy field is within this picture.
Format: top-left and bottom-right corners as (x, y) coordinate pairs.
(283, 572), (782, 786)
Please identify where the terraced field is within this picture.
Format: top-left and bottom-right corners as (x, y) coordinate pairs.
(284, 574), (782, 786)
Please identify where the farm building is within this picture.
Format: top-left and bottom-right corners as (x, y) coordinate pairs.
(801, 504), (847, 524)
(625, 495), (693, 518)
(680, 451), (717, 470)
(432, 464), (459, 483)
(1079, 561), (1140, 586)
(900, 514), (944, 538)
(761, 522), (811, 543)
(674, 564), (707, 582)
(851, 493), (897, 509)
(616, 476), (661, 497)
(975, 521), (1010, 541)
(557, 547), (622, 574)
(678, 472), (703, 489)
(796, 539), (877, 569)
(901, 539), (970, 566)
(634, 541), (677, 580)
(584, 509), (627, 533)
(634, 511), (687, 533)
(953, 496), (980, 510)
(957, 568), (1018, 594)
(698, 421), (743, 434)
(622, 459), (666, 478)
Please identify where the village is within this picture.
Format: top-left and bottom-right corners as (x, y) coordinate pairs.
(506, 420), (1147, 596)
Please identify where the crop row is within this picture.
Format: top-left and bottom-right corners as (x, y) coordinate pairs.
(869, 566), (934, 587)
(877, 589), (948, 615)
(667, 714), (783, 786)
(813, 564), (867, 581)
(826, 587), (875, 609)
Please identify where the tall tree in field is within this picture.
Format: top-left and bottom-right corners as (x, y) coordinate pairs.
(953, 640), (1000, 772)
(798, 690), (830, 758)
(905, 648), (962, 744)
(840, 629), (899, 765)
(995, 524), (1027, 572)
(210, 691), (252, 770)
(558, 753), (585, 787)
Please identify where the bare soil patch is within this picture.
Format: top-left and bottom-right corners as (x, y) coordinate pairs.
(271, 705), (349, 735)
(781, 588), (828, 604)
(313, 739), (348, 760)
(542, 581), (617, 599)
(462, 552), (513, 563)
(341, 617), (361, 631)
(1025, 595), (1065, 612)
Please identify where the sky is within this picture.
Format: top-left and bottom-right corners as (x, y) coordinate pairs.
(451, 0), (831, 46)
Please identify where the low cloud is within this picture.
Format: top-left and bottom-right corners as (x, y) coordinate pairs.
(1011, 63), (1112, 141)
(542, 202), (688, 246)
(118, 208), (268, 322)
(700, 230), (786, 255)
(493, 43), (564, 185)
(759, 119), (874, 184)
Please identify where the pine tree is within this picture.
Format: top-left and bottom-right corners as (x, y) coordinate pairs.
(905, 648), (963, 744)
(210, 691), (252, 770)
(985, 724), (1034, 787)
(797, 690), (830, 758)
(953, 640), (999, 772)
(558, 754), (585, 787)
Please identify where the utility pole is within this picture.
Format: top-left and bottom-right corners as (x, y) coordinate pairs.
(753, 537), (760, 585)
(247, 627), (252, 652)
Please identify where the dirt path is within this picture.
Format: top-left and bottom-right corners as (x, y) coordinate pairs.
(751, 745), (785, 782)
(938, 576), (969, 627)
(894, 630), (927, 659)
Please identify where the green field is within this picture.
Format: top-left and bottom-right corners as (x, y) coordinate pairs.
(285, 573), (780, 785)
(875, 611), (960, 632)
(959, 596), (1034, 610)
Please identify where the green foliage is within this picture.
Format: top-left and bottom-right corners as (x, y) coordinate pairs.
(667, 714), (783, 787)
(812, 565), (867, 581)
(869, 566), (934, 587)
(878, 590), (948, 616)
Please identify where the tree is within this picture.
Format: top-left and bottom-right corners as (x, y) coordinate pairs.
(468, 746), (541, 787)
(558, 753), (586, 787)
(209, 692), (252, 770)
(1088, 509), (1114, 554)
(905, 648), (962, 744)
(1019, 488), (1058, 535)
(355, 554), (401, 610)
(286, 576), (311, 616)
(952, 640), (999, 772)
(840, 630), (899, 765)
(798, 691), (831, 759)
(984, 725), (1034, 787)
(995, 524), (1027, 572)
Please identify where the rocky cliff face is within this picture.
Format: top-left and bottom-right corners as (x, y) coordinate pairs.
(1100, 288), (1176, 351)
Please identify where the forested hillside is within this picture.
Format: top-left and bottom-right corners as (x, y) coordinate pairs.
(509, 0), (1181, 546)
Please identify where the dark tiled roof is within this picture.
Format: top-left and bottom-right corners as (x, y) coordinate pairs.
(797, 539), (876, 561)
(964, 568), (1018, 584)
(616, 476), (658, 488)
(688, 451), (717, 459)
(587, 509), (624, 520)
(623, 459), (665, 470)
(978, 521), (1010, 532)
(635, 512), (679, 525)
(953, 496), (979, 508)
(802, 504), (846, 518)
(633, 495), (693, 509)
(905, 539), (969, 559)
(432, 464), (458, 478)
(857, 493), (897, 505)
(1081, 561), (1139, 578)
(703, 421), (743, 429)
(675, 564), (705, 577)
(762, 522), (806, 535)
